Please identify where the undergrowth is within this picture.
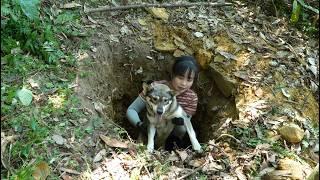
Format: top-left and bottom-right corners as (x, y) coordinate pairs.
(1, 0), (88, 179)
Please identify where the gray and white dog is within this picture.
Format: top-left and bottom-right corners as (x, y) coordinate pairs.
(142, 82), (201, 153)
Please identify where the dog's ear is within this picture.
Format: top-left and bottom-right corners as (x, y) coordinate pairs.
(142, 82), (153, 95)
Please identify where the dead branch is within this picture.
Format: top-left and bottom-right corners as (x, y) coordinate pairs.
(58, 167), (81, 175)
(84, 2), (233, 13)
(177, 162), (207, 180)
(216, 133), (241, 144)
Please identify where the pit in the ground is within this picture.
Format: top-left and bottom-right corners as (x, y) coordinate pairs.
(78, 40), (239, 144)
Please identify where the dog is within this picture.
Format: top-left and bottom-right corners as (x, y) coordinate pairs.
(142, 82), (202, 153)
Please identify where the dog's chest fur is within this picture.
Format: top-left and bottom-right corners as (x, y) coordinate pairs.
(144, 83), (186, 148)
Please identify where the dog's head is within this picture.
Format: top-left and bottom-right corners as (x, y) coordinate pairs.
(142, 82), (176, 117)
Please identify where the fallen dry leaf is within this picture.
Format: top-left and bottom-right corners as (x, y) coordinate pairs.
(32, 161), (50, 180)
(1, 133), (19, 169)
(100, 135), (128, 148)
(175, 150), (188, 161)
(62, 175), (73, 180)
(28, 79), (39, 89)
(188, 159), (206, 168)
(93, 149), (106, 163)
(103, 157), (130, 179)
(167, 151), (179, 162)
(202, 161), (223, 172)
(281, 88), (291, 98)
(146, 8), (169, 22)
(235, 167), (247, 180)
(94, 102), (106, 116)
(254, 88), (264, 98)
(217, 50), (237, 61)
(61, 2), (82, 9)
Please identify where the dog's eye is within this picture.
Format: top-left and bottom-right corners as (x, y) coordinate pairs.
(152, 97), (158, 101)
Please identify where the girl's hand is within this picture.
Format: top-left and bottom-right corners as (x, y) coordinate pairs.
(136, 121), (147, 135)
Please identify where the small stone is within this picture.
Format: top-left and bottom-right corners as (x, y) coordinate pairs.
(79, 118), (88, 124)
(154, 41), (176, 52)
(138, 18), (147, 26)
(187, 23), (197, 30)
(93, 149), (106, 163)
(278, 123), (305, 143)
(269, 61), (279, 67)
(276, 51), (289, 58)
(278, 158), (312, 179)
(134, 67), (143, 75)
(310, 80), (318, 92)
(90, 46), (97, 52)
(173, 49), (185, 57)
(213, 55), (225, 63)
(146, 56), (153, 60)
(263, 158), (312, 180)
(120, 25), (132, 35)
(194, 32), (204, 38)
(52, 134), (66, 145)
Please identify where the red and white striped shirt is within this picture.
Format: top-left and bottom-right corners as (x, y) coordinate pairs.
(140, 80), (198, 116)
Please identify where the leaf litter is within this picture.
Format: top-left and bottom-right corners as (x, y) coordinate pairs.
(12, 0), (318, 179)
(79, 1), (316, 178)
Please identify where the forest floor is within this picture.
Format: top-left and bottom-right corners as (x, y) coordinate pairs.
(1, 0), (319, 179)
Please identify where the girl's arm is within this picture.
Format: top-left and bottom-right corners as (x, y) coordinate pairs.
(126, 96), (146, 127)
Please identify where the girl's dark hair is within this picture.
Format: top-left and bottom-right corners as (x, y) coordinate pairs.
(172, 56), (199, 79)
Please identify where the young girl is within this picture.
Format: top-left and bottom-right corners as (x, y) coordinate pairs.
(126, 56), (199, 150)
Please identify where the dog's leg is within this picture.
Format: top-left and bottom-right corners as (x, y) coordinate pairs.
(147, 124), (156, 152)
(184, 119), (202, 152)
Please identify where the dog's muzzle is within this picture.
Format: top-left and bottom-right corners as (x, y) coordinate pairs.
(156, 106), (163, 115)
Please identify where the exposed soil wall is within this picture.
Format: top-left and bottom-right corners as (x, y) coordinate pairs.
(76, 38), (238, 143)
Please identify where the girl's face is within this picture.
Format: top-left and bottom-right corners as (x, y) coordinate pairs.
(171, 69), (195, 94)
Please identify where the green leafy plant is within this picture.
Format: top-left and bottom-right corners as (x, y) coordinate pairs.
(16, 87), (33, 106)
(291, 0), (302, 23)
(1, 0), (64, 64)
(290, 0), (319, 36)
(232, 126), (267, 148)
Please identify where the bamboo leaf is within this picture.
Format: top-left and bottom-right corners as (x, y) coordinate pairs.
(291, 0), (301, 23)
(297, 0), (319, 14)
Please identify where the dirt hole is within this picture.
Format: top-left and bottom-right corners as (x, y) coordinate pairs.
(79, 39), (239, 144)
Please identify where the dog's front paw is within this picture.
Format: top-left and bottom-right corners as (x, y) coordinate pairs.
(193, 144), (202, 153)
(195, 148), (203, 154)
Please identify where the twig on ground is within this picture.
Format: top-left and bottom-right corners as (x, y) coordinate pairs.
(108, 119), (134, 143)
(216, 133), (241, 144)
(144, 165), (152, 178)
(58, 167), (81, 175)
(285, 43), (305, 65)
(271, 0), (278, 17)
(300, 91), (310, 111)
(84, 2), (232, 13)
(7, 144), (12, 178)
(283, 100), (299, 104)
(177, 162), (207, 180)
